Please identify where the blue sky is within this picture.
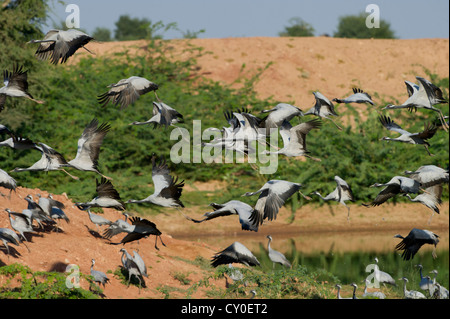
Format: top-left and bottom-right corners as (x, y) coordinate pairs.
(46, 0), (449, 39)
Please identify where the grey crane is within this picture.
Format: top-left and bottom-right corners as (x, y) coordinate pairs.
(335, 284), (350, 299)
(383, 76), (449, 131)
(78, 206), (113, 234)
(399, 277), (426, 299)
(120, 248), (148, 289)
(260, 103), (303, 134)
(404, 184), (442, 222)
(183, 200), (258, 232)
(28, 29), (94, 64)
(0, 129), (40, 151)
(362, 175), (422, 208)
(224, 108), (266, 142)
(0, 64), (44, 112)
(127, 155), (184, 208)
(429, 270), (449, 299)
(362, 279), (386, 299)
(416, 264), (434, 292)
(394, 228), (440, 260)
(378, 115), (437, 156)
(242, 180), (309, 227)
(0, 227), (27, 256)
(211, 241), (260, 268)
(371, 257), (397, 287)
(304, 91), (342, 130)
(0, 168), (17, 197)
(129, 100), (184, 128)
(102, 212), (134, 240)
(264, 118), (322, 160)
(333, 88), (374, 105)
(4, 208), (36, 242)
(404, 164), (449, 189)
(65, 119), (112, 180)
(24, 194), (56, 229)
(90, 259), (110, 288)
(76, 177), (126, 211)
(310, 175), (355, 221)
(110, 216), (165, 250)
(97, 76), (158, 110)
(266, 235), (291, 269)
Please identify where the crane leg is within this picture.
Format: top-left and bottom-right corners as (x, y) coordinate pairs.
(61, 169), (79, 180)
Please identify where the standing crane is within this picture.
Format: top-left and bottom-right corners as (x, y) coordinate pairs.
(0, 227), (28, 256)
(97, 76), (159, 110)
(310, 175), (355, 221)
(4, 208), (36, 242)
(0, 168), (17, 197)
(394, 228), (440, 260)
(28, 29), (94, 64)
(78, 206), (113, 234)
(119, 248), (148, 290)
(0, 64), (44, 112)
(399, 277), (426, 299)
(90, 259), (110, 289)
(266, 235), (291, 269)
(362, 279), (386, 299)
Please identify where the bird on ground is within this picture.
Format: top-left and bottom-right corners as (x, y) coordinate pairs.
(90, 259), (110, 289)
(127, 155), (184, 208)
(4, 208), (36, 241)
(416, 264), (434, 293)
(183, 200), (258, 232)
(350, 283), (358, 299)
(335, 284), (351, 299)
(383, 76), (449, 131)
(97, 76), (158, 110)
(259, 103), (303, 134)
(65, 119), (112, 180)
(227, 264), (245, 285)
(242, 180), (309, 227)
(78, 206), (112, 234)
(362, 175), (422, 208)
(399, 277), (426, 299)
(378, 115), (437, 156)
(394, 228), (440, 260)
(24, 195), (56, 229)
(266, 235), (291, 269)
(211, 242), (260, 268)
(119, 248), (148, 289)
(371, 257), (397, 287)
(333, 88), (374, 105)
(76, 177), (126, 211)
(0, 64), (44, 112)
(0, 227), (27, 256)
(27, 29), (94, 64)
(264, 118), (322, 161)
(129, 100), (184, 128)
(362, 279), (386, 299)
(0, 168), (17, 198)
(304, 91), (342, 130)
(110, 216), (165, 250)
(429, 270), (449, 299)
(49, 206), (70, 231)
(310, 175), (355, 221)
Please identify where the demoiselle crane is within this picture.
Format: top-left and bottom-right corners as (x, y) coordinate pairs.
(102, 212), (134, 240)
(78, 206), (112, 234)
(24, 195), (55, 229)
(362, 279), (385, 299)
(304, 91), (342, 130)
(333, 88), (374, 105)
(404, 164), (449, 188)
(399, 277), (426, 299)
(416, 264), (433, 293)
(97, 76), (158, 110)
(120, 248), (148, 289)
(0, 64), (44, 112)
(211, 242), (260, 268)
(76, 177), (126, 211)
(266, 235), (291, 269)
(4, 208), (36, 241)
(378, 115), (437, 156)
(259, 103), (303, 134)
(90, 259), (110, 288)
(0, 227), (28, 256)
(129, 100), (184, 128)
(0, 168), (17, 197)
(371, 257), (397, 287)
(264, 118), (322, 160)
(183, 200), (258, 232)
(383, 76), (449, 131)
(242, 180), (308, 226)
(0, 130), (40, 151)
(310, 175), (355, 221)
(429, 270), (449, 299)
(27, 29), (94, 64)
(127, 155), (184, 208)
(394, 228), (440, 260)
(362, 175), (422, 208)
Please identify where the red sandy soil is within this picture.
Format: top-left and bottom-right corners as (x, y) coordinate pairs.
(1, 37), (449, 299)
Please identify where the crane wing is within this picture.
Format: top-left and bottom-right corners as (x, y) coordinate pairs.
(378, 115), (410, 135)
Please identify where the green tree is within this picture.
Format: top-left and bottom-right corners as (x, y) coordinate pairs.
(92, 26), (111, 42)
(114, 14), (163, 40)
(334, 12), (396, 39)
(279, 17), (315, 37)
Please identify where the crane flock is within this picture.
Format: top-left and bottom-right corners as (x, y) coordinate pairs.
(0, 27), (448, 299)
